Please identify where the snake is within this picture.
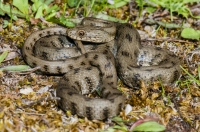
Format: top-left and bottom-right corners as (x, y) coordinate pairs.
(22, 17), (181, 120)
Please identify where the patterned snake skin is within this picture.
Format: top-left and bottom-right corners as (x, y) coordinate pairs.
(22, 17), (181, 120)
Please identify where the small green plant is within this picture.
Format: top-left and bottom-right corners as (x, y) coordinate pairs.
(0, 0), (60, 20)
(181, 28), (200, 40)
(100, 116), (165, 132)
(135, 0), (200, 20)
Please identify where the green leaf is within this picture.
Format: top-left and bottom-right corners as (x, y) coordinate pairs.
(181, 28), (200, 40)
(0, 65), (31, 72)
(131, 121), (165, 131)
(68, 0), (79, 8)
(108, 0), (130, 8)
(31, 0), (58, 19)
(0, 51), (8, 64)
(3, 20), (9, 28)
(146, 7), (156, 14)
(59, 17), (75, 27)
(0, 2), (25, 19)
(113, 125), (127, 131)
(13, 0), (29, 15)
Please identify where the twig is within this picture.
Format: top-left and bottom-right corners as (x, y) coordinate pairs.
(142, 38), (194, 44)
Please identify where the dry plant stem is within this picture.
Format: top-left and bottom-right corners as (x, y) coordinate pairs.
(142, 38), (194, 44)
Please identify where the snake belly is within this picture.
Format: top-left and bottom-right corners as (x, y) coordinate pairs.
(22, 18), (181, 120)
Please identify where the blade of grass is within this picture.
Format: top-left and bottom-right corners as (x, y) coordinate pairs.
(180, 65), (200, 86)
(0, 51), (9, 65)
(198, 64), (200, 81)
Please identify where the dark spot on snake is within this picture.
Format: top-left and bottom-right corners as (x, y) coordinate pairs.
(70, 102), (77, 115)
(169, 53), (177, 57)
(39, 33), (42, 37)
(57, 66), (62, 73)
(155, 53), (161, 58)
(63, 76), (69, 82)
(127, 66), (132, 70)
(68, 65), (74, 69)
(103, 91), (111, 98)
(73, 56), (79, 60)
(135, 33), (141, 42)
(85, 77), (93, 91)
(85, 53), (88, 58)
(80, 61), (86, 65)
(33, 38), (37, 42)
(155, 47), (162, 50)
(125, 33), (132, 42)
(91, 45), (98, 50)
(132, 65), (141, 68)
(86, 67), (92, 70)
(160, 66), (172, 69)
(46, 35), (51, 38)
(173, 70), (180, 82)
(121, 51), (130, 57)
(75, 81), (81, 88)
(86, 107), (92, 120)
(74, 68), (80, 74)
(43, 65), (48, 72)
(101, 87), (106, 92)
(134, 51), (138, 57)
(23, 54), (27, 60)
(41, 52), (48, 59)
(108, 98), (114, 103)
(32, 46), (36, 54)
(47, 31), (50, 35)
(59, 30), (62, 34)
(103, 21), (110, 25)
(106, 45), (110, 49)
(112, 92), (123, 96)
(145, 69), (153, 72)
(50, 41), (56, 47)
(103, 107), (109, 119)
(160, 59), (168, 64)
(58, 37), (64, 44)
(67, 92), (75, 96)
(105, 62), (111, 69)
(71, 85), (76, 91)
(132, 73), (141, 82)
(103, 50), (108, 54)
(32, 62), (37, 67)
(93, 54), (98, 60)
(84, 97), (92, 101)
(143, 51), (148, 55)
(25, 46), (30, 50)
(106, 75), (113, 78)
(108, 82), (114, 86)
(106, 56), (112, 61)
(118, 103), (123, 112)
(54, 32), (57, 35)
(171, 61), (176, 66)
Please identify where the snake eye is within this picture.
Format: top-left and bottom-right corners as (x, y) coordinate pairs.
(78, 30), (85, 37)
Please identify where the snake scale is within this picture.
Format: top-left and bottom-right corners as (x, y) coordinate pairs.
(22, 17), (181, 120)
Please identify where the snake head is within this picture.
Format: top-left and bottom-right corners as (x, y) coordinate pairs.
(67, 26), (115, 43)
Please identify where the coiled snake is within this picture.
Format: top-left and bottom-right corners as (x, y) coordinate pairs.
(22, 17), (181, 120)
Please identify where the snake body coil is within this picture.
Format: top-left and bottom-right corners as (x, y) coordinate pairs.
(22, 18), (181, 120)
